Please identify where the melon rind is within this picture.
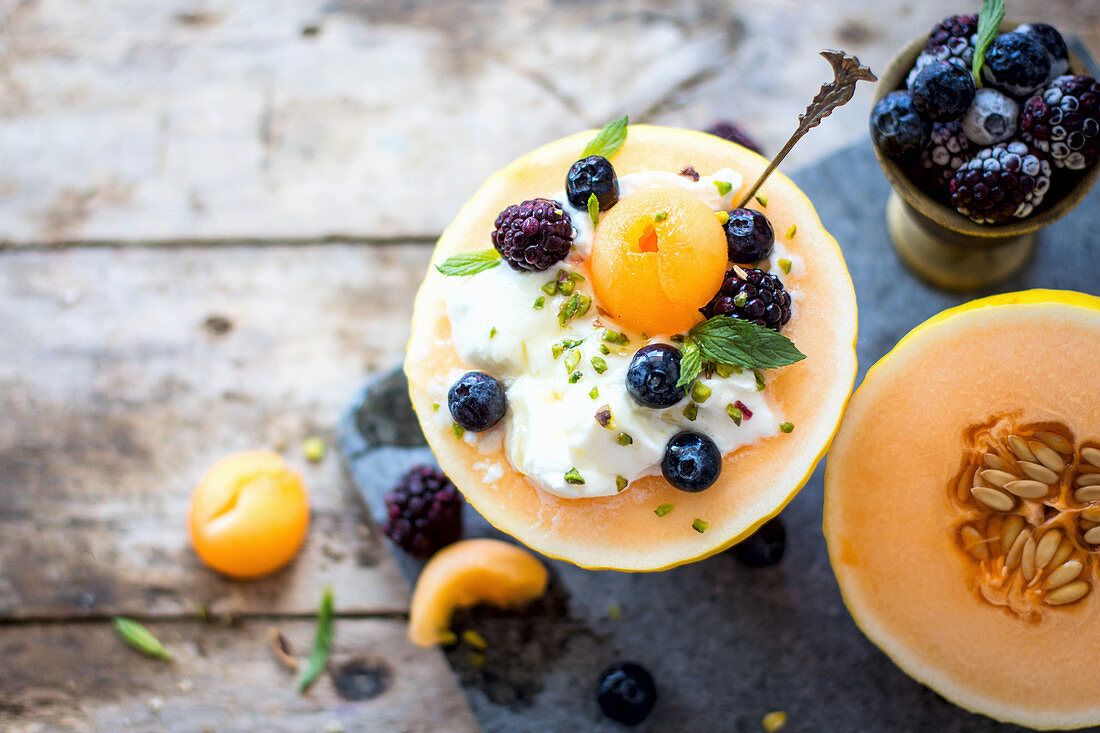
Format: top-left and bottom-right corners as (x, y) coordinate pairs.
(407, 125), (858, 571)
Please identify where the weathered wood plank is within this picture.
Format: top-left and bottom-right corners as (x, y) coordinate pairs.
(0, 244), (432, 618)
(3, 0), (1092, 245)
(0, 617), (478, 732)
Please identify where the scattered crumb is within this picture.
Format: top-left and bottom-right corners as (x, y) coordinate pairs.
(762, 710), (787, 732)
(461, 629), (488, 650)
(679, 166), (700, 182)
(302, 436), (326, 463)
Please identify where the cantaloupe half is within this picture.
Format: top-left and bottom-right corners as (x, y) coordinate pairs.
(825, 290), (1100, 729)
(406, 125), (857, 571)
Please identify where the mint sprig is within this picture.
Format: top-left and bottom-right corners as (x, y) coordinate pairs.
(581, 115), (629, 158)
(298, 588), (334, 694)
(971, 0), (1005, 85)
(436, 248), (501, 276)
(676, 315), (805, 388)
(587, 192), (600, 228)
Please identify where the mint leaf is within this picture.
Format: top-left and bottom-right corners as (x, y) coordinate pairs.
(298, 588), (334, 694)
(587, 192), (600, 228)
(676, 338), (702, 389)
(971, 0), (1005, 85)
(436, 249), (501, 276)
(689, 316), (806, 370)
(581, 115), (629, 158)
(114, 618), (173, 661)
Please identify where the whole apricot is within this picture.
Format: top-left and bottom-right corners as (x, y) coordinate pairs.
(590, 187), (727, 335)
(189, 451), (310, 579)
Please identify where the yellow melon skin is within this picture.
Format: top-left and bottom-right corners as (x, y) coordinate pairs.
(824, 290), (1100, 730)
(406, 125), (857, 571)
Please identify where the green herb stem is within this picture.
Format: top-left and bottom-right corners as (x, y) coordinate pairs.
(298, 588), (335, 693)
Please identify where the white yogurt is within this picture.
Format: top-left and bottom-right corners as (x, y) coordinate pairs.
(438, 168), (800, 498)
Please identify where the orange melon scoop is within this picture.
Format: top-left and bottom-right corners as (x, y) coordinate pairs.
(408, 539), (548, 647)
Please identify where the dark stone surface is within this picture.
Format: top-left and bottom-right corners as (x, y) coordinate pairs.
(338, 139), (1100, 732)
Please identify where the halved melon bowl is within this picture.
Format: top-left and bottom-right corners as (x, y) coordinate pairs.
(405, 124), (858, 571)
(825, 290), (1100, 729)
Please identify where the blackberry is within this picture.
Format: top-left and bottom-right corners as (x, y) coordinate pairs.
(596, 662), (657, 726)
(950, 141), (1052, 224)
(566, 155), (619, 211)
(981, 32), (1051, 98)
(1021, 75), (1100, 170)
(1017, 23), (1069, 80)
(491, 199), (573, 272)
(910, 60), (975, 122)
(383, 465), (462, 558)
(448, 371), (507, 432)
(703, 267), (791, 331)
(723, 208), (774, 263)
(662, 432), (721, 493)
(731, 517), (786, 567)
(870, 91), (932, 158)
(917, 121), (972, 202)
(962, 88), (1019, 146)
(706, 120), (763, 155)
(626, 344), (683, 409)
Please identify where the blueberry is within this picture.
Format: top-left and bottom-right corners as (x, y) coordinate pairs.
(596, 661), (656, 726)
(566, 155), (619, 211)
(626, 344), (683, 409)
(870, 91), (932, 158)
(910, 60), (975, 122)
(1016, 23), (1069, 80)
(981, 32), (1051, 98)
(731, 517), (786, 567)
(661, 432), (721, 492)
(961, 87), (1019, 145)
(448, 371), (506, 432)
(723, 208), (774, 263)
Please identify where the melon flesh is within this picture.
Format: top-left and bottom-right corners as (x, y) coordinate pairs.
(406, 125), (857, 571)
(825, 290), (1100, 729)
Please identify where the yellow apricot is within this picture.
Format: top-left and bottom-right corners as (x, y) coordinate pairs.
(408, 539), (548, 647)
(189, 450), (310, 579)
(590, 187), (727, 335)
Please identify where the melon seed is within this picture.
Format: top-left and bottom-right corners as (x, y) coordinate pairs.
(1037, 431), (1073, 454)
(1082, 447), (1100, 468)
(1049, 539), (1074, 569)
(1008, 435), (1036, 462)
(1021, 536), (1037, 582)
(980, 469), (1016, 488)
(1035, 530), (1061, 568)
(1074, 487), (1100, 503)
(972, 486), (1014, 512)
(1003, 479), (1048, 499)
(1004, 528), (1030, 570)
(960, 525), (988, 559)
(1000, 515), (1025, 553)
(1044, 559), (1084, 589)
(1084, 526), (1100, 545)
(983, 453), (1010, 471)
(1046, 580), (1089, 606)
(1018, 461), (1059, 484)
(1076, 473), (1100, 487)
(1028, 440), (1065, 472)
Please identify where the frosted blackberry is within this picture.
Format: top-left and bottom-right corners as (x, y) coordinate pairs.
(491, 199), (573, 272)
(383, 465), (463, 558)
(918, 121), (972, 201)
(911, 60), (975, 122)
(706, 120), (763, 155)
(566, 155), (619, 211)
(1021, 75), (1100, 170)
(1017, 23), (1069, 80)
(962, 88), (1019, 146)
(905, 15), (976, 89)
(950, 141), (1052, 224)
(870, 91), (932, 158)
(981, 32), (1051, 98)
(704, 267), (791, 331)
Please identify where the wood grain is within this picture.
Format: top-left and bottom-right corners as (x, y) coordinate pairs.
(0, 244), (431, 618)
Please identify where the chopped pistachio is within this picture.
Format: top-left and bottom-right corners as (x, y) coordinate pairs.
(591, 356), (608, 374)
(755, 371), (766, 391)
(564, 467), (585, 485)
(714, 363), (734, 379)
(755, 193), (768, 207)
(762, 711), (788, 732)
(691, 381), (712, 403)
(467, 651), (485, 668)
(727, 403), (743, 426)
(589, 386), (599, 400)
(785, 224), (797, 239)
(541, 280), (558, 296)
(683, 403), (698, 421)
(302, 436), (326, 463)
(615, 476), (628, 492)
(438, 630), (458, 646)
(654, 210), (668, 222)
(461, 630), (487, 651)
(568, 371), (582, 384)
(489, 327), (497, 339)
(575, 294), (592, 318)
(616, 432), (633, 446)
(780, 421), (795, 433)
(533, 296), (545, 310)
(552, 343), (565, 359)
(452, 422), (465, 439)
(564, 349), (581, 372)
(603, 330), (629, 345)
(432, 402), (440, 412)
(715, 210), (730, 225)
(558, 279), (575, 296)
(607, 603), (622, 620)
(714, 180), (733, 196)
(654, 503), (675, 517)
(595, 405), (615, 429)
(692, 518), (709, 533)
(567, 271), (586, 284)
(558, 293), (582, 326)
(599, 343), (611, 355)
(733, 292), (748, 307)
(778, 258), (792, 274)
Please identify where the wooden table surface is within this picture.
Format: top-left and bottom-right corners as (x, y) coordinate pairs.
(2, 1), (1097, 730)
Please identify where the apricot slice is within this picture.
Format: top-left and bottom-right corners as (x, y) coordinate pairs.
(189, 450), (310, 579)
(590, 187), (727, 335)
(408, 538), (548, 647)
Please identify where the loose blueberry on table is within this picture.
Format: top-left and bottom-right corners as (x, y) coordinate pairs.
(596, 661), (657, 726)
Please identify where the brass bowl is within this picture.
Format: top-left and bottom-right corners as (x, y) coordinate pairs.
(872, 24), (1100, 290)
